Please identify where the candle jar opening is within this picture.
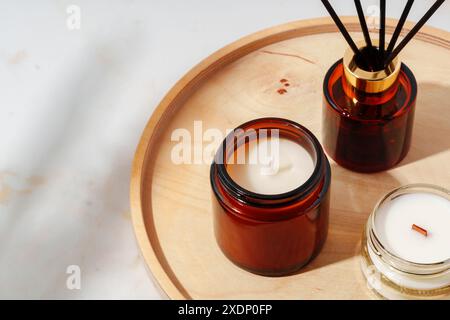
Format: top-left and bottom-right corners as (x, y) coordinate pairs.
(210, 117), (331, 276)
(361, 184), (450, 299)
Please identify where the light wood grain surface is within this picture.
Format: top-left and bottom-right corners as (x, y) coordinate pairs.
(130, 17), (450, 299)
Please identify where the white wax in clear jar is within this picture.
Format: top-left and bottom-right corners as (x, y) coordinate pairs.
(374, 192), (450, 264)
(227, 138), (314, 195)
(365, 190), (450, 296)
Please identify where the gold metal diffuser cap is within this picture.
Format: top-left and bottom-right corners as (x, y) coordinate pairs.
(343, 41), (401, 93)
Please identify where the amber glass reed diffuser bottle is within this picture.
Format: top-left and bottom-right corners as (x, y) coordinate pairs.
(322, 43), (417, 172)
(320, 0), (444, 172)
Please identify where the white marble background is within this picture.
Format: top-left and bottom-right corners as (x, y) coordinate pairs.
(0, 0), (449, 299)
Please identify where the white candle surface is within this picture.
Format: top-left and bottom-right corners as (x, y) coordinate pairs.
(374, 192), (450, 264)
(227, 137), (314, 195)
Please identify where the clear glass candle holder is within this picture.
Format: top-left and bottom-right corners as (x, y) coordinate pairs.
(361, 184), (450, 299)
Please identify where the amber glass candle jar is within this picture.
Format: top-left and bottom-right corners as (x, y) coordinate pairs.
(210, 118), (331, 276)
(322, 42), (417, 172)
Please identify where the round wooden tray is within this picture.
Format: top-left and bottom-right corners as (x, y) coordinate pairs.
(130, 17), (450, 299)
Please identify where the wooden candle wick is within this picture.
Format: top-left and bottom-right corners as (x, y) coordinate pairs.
(412, 224), (428, 237)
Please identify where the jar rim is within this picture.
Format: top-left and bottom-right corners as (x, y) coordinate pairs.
(368, 183), (450, 276)
(212, 117), (327, 207)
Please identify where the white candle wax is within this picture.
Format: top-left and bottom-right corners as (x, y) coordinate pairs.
(227, 138), (314, 195)
(364, 190), (450, 296)
(374, 192), (450, 264)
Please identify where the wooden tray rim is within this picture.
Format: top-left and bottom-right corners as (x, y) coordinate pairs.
(130, 17), (450, 300)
